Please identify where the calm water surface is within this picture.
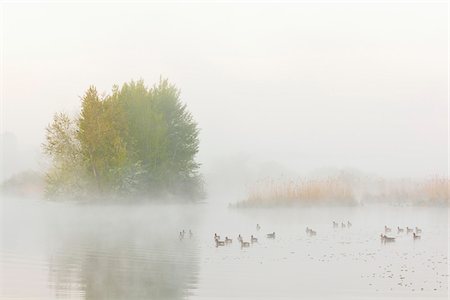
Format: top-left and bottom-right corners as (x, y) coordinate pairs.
(1, 198), (448, 299)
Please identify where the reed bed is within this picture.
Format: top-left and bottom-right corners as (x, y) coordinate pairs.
(236, 177), (357, 207)
(365, 176), (449, 205)
(236, 176), (449, 208)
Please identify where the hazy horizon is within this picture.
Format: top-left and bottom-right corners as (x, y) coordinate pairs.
(0, 4), (449, 300)
(1, 2), (448, 182)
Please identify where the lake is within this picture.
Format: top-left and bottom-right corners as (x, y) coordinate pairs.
(1, 197), (448, 299)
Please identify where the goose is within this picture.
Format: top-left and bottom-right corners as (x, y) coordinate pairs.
(189, 230), (193, 238)
(341, 222), (346, 228)
(309, 229), (317, 236)
(347, 221), (352, 228)
(214, 233), (221, 240)
(256, 224), (261, 231)
(179, 231), (184, 240)
(381, 234), (395, 242)
(406, 227), (413, 234)
(266, 232), (276, 239)
(215, 239), (225, 247)
(415, 227), (422, 234)
(413, 232), (421, 240)
(333, 221), (339, 228)
(397, 227), (404, 233)
(385, 236), (395, 242)
(225, 236), (232, 244)
(237, 234), (242, 242)
(305, 227), (311, 234)
(240, 240), (250, 247)
(251, 235), (258, 243)
(384, 226), (391, 232)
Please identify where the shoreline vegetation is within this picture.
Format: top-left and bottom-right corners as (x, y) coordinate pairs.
(233, 175), (449, 208)
(1, 80), (446, 207)
(41, 79), (203, 202)
(1, 171), (448, 207)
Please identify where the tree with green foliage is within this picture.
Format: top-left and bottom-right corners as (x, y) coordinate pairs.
(43, 79), (202, 201)
(43, 112), (85, 198)
(78, 86), (129, 193)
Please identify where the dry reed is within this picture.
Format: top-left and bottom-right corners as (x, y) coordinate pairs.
(236, 175), (448, 207)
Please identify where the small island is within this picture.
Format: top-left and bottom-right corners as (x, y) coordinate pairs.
(42, 79), (202, 201)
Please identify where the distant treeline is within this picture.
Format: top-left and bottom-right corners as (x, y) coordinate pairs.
(43, 79), (202, 201)
(0, 171), (45, 199)
(235, 175), (449, 207)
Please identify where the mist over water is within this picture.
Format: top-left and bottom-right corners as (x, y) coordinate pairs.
(2, 197), (202, 299)
(1, 2), (448, 299)
(1, 197), (447, 299)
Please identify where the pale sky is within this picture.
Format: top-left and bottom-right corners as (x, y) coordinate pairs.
(1, 1), (448, 179)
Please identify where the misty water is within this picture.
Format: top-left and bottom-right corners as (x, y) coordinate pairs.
(1, 197), (448, 300)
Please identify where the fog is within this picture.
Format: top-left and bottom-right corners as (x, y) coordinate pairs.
(2, 2), (448, 187)
(2, 197), (448, 299)
(1, 2), (449, 299)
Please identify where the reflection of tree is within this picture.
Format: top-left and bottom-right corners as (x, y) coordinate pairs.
(48, 222), (199, 300)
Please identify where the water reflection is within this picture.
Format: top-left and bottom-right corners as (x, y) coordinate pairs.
(1, 199), (448, 299)
(1, 199), (201, 300)
(48, 229), (199, 299)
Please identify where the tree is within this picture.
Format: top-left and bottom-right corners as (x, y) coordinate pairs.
(150, 79), (201, 197)
(43, 79), (203, 200)
(116, 80), (168, 193)
(78, 86), (130, 194)
(42, 112), (84, 198)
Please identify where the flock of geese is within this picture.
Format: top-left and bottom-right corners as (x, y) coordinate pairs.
(213, 224), (276, 248)
(178, 229), (193, 240)
(180, 221), (423, 247)
(212, 221), (352, 248)
(381, 225), (422, 243)
(333, 221), (352, 228)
